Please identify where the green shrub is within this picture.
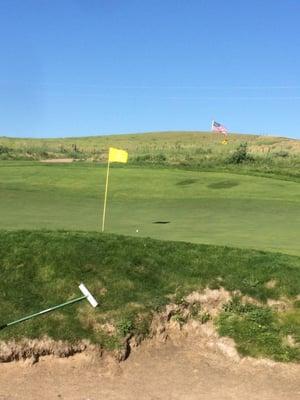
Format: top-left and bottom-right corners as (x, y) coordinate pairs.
(0, 145), (11, 154)
(227, 143), (254, 164)
(274, 151), (289, 158)
(134, 154), (152, 162)
(133, 153), (166, 164)
(154, 153), (167, 162)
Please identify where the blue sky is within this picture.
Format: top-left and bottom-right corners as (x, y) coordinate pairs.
(1, 0), (300, 138)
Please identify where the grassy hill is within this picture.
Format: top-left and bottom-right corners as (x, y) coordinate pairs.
(1, 131), (300, 182)
(0, 131), (299, 158)
(1, 131), (300, 156)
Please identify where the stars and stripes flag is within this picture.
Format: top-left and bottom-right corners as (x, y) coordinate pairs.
(211, 120), (228, 135)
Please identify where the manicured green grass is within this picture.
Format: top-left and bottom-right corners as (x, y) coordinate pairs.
(0, 143), (299, 362)
(0, 231), (299, 361)
(0, 162), (299, 255)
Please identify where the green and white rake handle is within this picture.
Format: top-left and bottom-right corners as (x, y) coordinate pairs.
(0, 283), (98, 331)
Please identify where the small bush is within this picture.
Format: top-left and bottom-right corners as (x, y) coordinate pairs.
(133, 153), (166, 164)
(134, 154), (152, 162)
(227, 143), (254, 164)
(154, 153), (167, 163)
(0, 145), (11, 154)
(274, 151), (289, 158)
(69, 150), (84, 159)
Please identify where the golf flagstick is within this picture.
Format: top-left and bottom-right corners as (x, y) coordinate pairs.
(0, 283), (98, 331)
(102, 156), (110, 232)
(101, 147), (128, 232)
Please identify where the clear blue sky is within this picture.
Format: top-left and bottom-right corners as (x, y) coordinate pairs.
(1, 0), (300, 138)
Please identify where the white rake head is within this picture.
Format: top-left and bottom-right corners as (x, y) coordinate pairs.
(79, 283), (99, 308)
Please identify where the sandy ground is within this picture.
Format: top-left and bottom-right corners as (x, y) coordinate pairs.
(0, 335), (299, 400)
(40, 159), (74, 163)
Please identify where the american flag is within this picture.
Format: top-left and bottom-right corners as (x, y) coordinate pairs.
(211, 120), (228, 134)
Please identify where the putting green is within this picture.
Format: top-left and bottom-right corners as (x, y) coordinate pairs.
(0, 161), (299, 255)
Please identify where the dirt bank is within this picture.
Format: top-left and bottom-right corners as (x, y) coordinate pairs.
(0, 288), (299, 399)
(0, 333), (299, 400)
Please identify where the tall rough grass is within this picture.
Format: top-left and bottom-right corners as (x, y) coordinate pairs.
(1, 132), (300, 181)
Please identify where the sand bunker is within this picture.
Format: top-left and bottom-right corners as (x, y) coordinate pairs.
(40, 158), (74, 163)
(0, 288), (299, 399)
(0, 330), (299, 400)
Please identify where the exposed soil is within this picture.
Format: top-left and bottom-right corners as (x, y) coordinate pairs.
(0, 289), (299, 399)
(0, 337), (94, 363)
(40, 159), (74, 163)
(0, 333), (299, 400)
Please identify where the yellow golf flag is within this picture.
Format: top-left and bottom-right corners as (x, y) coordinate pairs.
(102, 147), (128, 232)
(108, 147), (128, 163)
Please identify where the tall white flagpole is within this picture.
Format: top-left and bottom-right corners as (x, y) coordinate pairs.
(211, 119), (214, 131)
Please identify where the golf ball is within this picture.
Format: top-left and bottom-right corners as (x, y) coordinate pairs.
(136, 229), (139, 233)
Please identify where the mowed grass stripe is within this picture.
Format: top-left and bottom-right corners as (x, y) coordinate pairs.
(0, 162), (299, 255)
